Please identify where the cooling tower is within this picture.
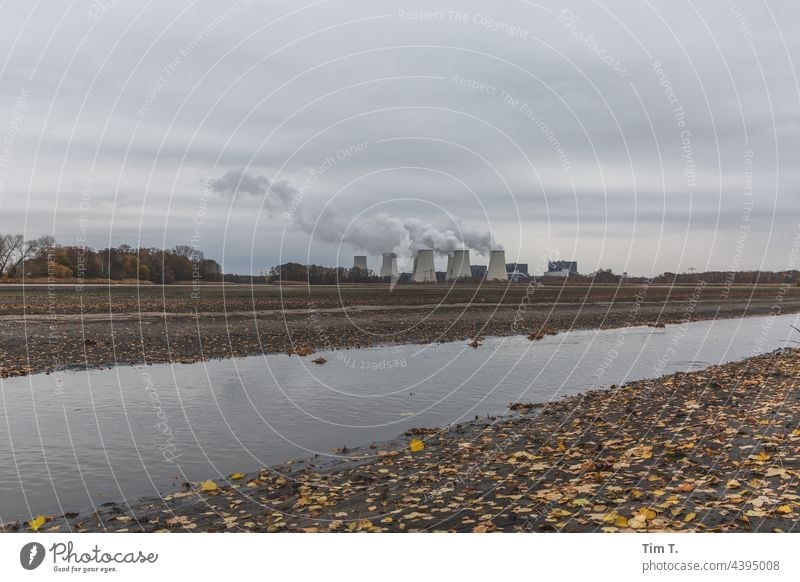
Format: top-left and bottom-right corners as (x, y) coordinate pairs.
(353, 255), (368, 271)
(380, 253), (399, 278)
(445, 253), (454, 280)
(485, 250), (508, 281)
(412, 249), (436, 283)
(449, 250), (472, 279)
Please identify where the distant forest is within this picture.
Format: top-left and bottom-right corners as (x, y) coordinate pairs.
(269, 262), (381, 284)
(0, 233), (221, 283)
(270, 262), (800, 285)
(1, 233), (797, 285)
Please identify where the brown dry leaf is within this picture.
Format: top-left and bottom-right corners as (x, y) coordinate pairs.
(638, 508), (657, 520)
(764, 467), (790, 480)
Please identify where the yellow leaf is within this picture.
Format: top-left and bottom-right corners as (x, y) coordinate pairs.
(29, 515), (46, 531)
(629, 445), (653, 459)
(409, 439), (425, 453)
(638, 508), (657, 520)
(684, 512), (696, 522)
(776, 505), (792, 514)
(573, 498), (590, 507)
(627, 516), (646, 528)
(614, 515), (629, 528)
(557, 439), (566, 452)
(230, 472), (246, 480)
(726, 479), (741, 489)
(199, 480), (218, 492)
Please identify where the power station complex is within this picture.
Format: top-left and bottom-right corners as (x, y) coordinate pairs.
(338, 251), (579, 283)
(352, 249), (519, 282)
(345, 249), (580, 283)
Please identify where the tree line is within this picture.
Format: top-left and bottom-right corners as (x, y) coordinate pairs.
(269, 262), (381, 284)
(650, 270), (798, 285)
(0, 234), (222, 283)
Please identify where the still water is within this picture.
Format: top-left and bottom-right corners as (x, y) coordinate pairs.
(1, 312), (799, 522)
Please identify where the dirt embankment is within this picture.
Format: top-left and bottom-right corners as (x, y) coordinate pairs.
(1, 284), (800, 378)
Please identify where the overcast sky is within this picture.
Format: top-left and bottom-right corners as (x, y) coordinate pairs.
(1, 0), (798, 276)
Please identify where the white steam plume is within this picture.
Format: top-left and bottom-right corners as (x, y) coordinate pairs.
(210, 169), (501, 256)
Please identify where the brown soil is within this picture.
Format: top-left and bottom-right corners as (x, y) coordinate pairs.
(1, 284), (799, 378)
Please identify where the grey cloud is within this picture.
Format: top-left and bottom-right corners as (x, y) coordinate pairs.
(1, 0), (799, 274)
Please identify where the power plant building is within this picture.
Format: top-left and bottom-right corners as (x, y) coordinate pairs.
(380, 253), (399, 278)
(471, 265), (487, 279)
(412, 249), (436, 283)
(447, 250), (472, 280)
(485, 250), (508, 281)
(544, 260), (578, 277)
(506, 263), (529, 276)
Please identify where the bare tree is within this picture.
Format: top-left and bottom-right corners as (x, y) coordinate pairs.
(0, 234), (24, 276)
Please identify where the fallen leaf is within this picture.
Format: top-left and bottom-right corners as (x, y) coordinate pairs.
(764, 467), (790, 480)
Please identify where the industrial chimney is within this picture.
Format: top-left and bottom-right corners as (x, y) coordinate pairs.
(353, 255), (368, 271)
(380, 253), (399, 278)
(485, 250), (508, 281)
(412, 249), (436, 283)
(448, 249), (472, 280)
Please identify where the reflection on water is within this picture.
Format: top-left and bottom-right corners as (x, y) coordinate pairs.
(1, 312), (798, 521)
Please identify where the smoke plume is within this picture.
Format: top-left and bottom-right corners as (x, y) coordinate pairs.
(210, 169), (501, 256)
